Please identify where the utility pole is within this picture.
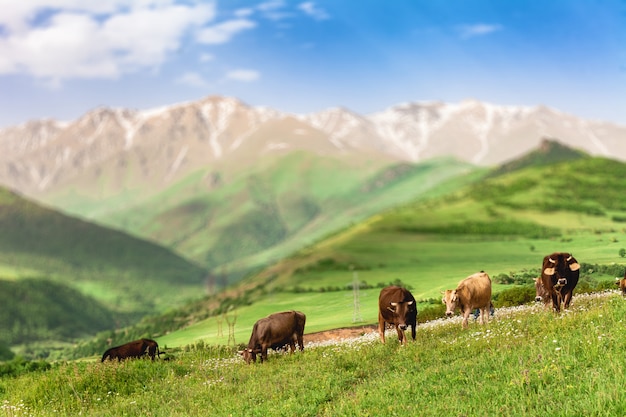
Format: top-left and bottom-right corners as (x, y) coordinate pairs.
(225, 306), (237, 346)
(351, 265), (362, 323)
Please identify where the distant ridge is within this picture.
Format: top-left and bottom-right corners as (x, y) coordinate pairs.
(489, 138), (588, 177)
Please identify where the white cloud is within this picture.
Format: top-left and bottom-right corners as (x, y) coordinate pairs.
(234, 8), (255, 18)
(298, 2), (329, 20)
(458, 23), (503, 39)
(196, 19), (256, 44)
(199, 53), (214, 63)
(257, 1), (285, 12)
(0, 1), (219, 82)
(176, 71), (210, 88)
(225, 69), (260, 82)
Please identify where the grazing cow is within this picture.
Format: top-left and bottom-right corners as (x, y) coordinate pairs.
(442, 271), (492, 329)
(615, 270), (626, 296)
(540, 252), (580, 312)
(240, 310), (306, 364)
(101, 338), (160, 362)
(378, 286), (417, 345)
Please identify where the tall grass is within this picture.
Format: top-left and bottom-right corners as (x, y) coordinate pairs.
(2, 291), (626, 416)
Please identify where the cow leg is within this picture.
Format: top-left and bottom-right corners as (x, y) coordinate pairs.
(410, 323), (416, 341)
(462, 309), (470, 329)
(480, 307), (489, 325)
(297, 334), (304, 351)
(395, 325), (406, 345)
(551, 293), (561, 312)
(378, 314), (386, 344)
(288, 341), (296, 354)
(563, 291), (574, 309)
(260, 346), (268, 363)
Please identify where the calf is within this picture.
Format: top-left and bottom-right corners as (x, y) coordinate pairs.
(378, 286), (417, 345)
(101, 338), (160, 362)
(442, 271), (492, 329)
(241, 310), (306, 364)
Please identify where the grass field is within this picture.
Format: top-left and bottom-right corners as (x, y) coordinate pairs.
(3, 291), (626, 416)
(151, 228), (625, 351)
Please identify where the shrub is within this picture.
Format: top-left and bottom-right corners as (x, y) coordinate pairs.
(493, 286), (536, 307)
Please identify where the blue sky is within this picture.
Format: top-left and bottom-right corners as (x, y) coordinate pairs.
(0, 0), (624, 128)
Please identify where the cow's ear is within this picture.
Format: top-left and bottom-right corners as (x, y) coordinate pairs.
(568, 262), (580, 272)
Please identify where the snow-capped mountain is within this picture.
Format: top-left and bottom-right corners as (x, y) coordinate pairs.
(0, 95), (624, 198)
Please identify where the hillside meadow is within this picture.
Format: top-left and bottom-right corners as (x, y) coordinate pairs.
(2, 291), (626, 416)
(73, 156), (626, 356)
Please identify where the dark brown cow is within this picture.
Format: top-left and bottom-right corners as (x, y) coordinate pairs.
(540, 252), (580, 312)
(615, 270), (626, 296)
(240, 310), (306, 364)
(442, 271), (492, 329)
(378, 286), (417, 345)
(101, 338), (160, 362)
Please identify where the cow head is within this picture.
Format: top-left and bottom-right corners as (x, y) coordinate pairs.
(543, 254), (579, 287)
(441, 289), (458, 317)
(387, 300), (415, 330)
(239, 348), (257, 364)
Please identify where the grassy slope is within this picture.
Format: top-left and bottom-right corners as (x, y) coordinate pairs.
(0, 187), (208, 349)
(153, 156), (626, 349)
(3, 292), (626, 416)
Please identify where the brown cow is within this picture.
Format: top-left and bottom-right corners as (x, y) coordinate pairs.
(378, 286), (417, 345)
(240, 310), (306, 364)
(101, 338), (160, 362)
(615, 270), (626, 296)
(442, 271), (492, 329)
(541, 252), (579, 312)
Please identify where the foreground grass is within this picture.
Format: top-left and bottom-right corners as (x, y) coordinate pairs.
(2, 291), (626, 416)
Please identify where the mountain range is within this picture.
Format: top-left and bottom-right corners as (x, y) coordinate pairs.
(1, 96), (624, 197)
(1, 95), (624, 277)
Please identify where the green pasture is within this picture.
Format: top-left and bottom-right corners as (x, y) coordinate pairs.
(4, 292), (626, 416)
(157, 225), (626, 350)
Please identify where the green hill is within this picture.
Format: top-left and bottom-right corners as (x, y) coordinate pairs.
(0, 187), (208, 355)
(0, 279), (118, 351)
(48, 153), (483, 281)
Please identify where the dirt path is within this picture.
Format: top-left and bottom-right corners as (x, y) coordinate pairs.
(304, 324), (378, 344)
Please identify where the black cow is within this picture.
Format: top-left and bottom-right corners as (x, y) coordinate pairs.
(101, 338), (161, 362)
(378, 286), (417, 344)
(540, 252), (580, 312)
(240, 310), (306, 364)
